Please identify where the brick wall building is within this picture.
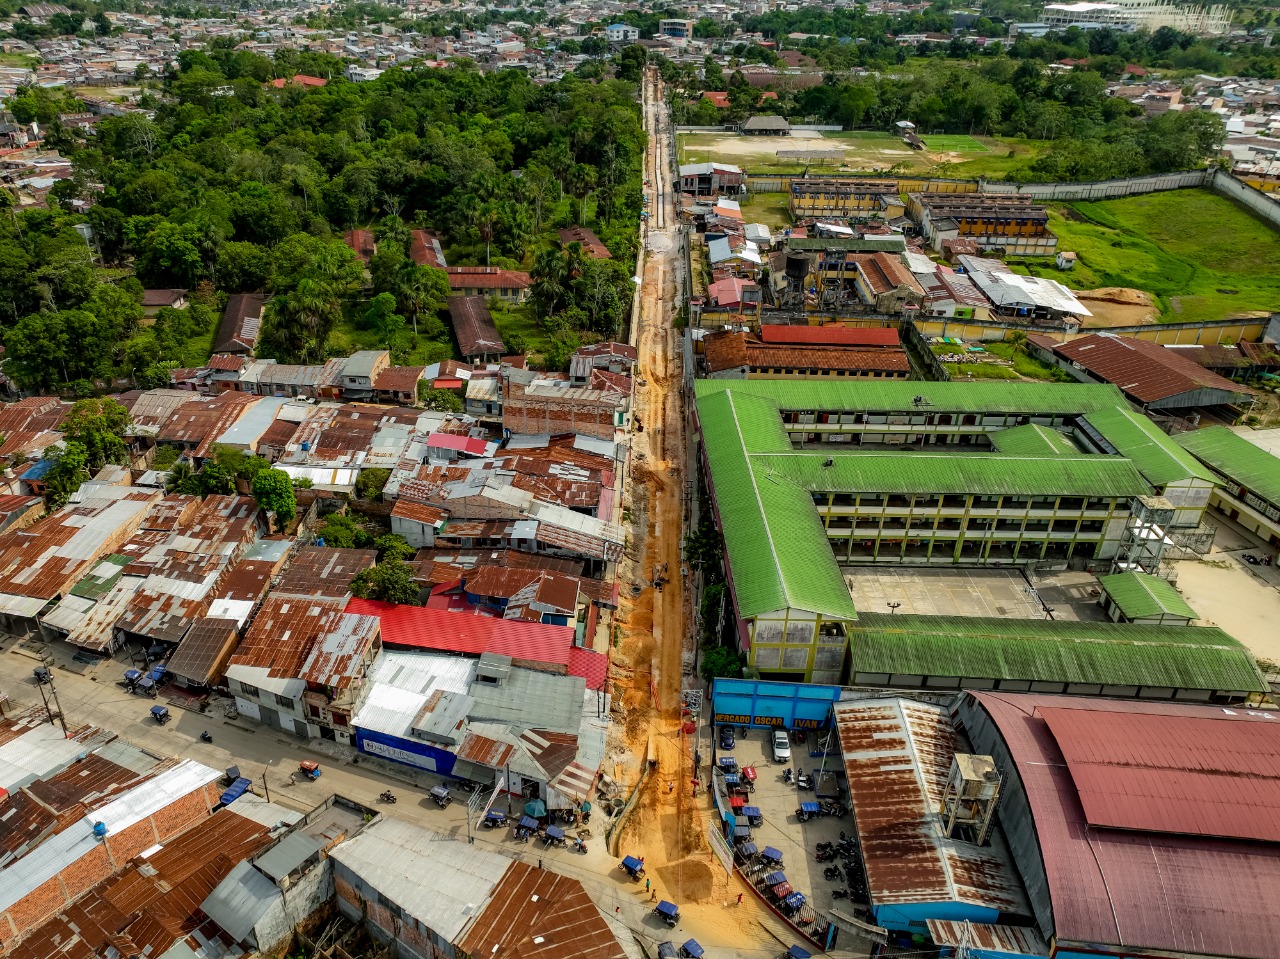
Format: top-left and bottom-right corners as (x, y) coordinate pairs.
(501, 369), (627, 441)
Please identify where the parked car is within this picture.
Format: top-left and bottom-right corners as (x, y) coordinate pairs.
(772, 729), (792, 763)
(719, 725), (736, 750)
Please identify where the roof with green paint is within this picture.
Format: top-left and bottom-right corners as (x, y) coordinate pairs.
(697, 389), (859, 622)
(694, 381), (1201, 625)
(989, 424), (1081, 457)
(758, 450), (1149, 497)
(69, 554), (130, 601)
(1080, 406), (1216, 488)
(694, 378), (1129, 415)
(849, 613), (1264, 692)
(1097, 571), (1198, 621)
(1177, 426), (1280, 507)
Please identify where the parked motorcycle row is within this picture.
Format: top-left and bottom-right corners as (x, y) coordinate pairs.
(815, 837), (869, 903)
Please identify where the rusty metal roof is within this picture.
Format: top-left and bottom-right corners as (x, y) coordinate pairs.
(457, 861), (629, 959)
(232, 595), (379, 689)
(165, 617), (241, 686)
(275, 547), (377, 598)
(6, 808), (272, 959)
(456, 731), (517, 768)
(1051, 334), (1252, 406)
(833, 699), (1029, 916)
(447, 295), (507, 358)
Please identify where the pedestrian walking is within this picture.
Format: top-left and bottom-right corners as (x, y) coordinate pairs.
(616, 906), (621, 916)
(668, 780), (675, 793)
(646, 878), (651, 893)
(736, 893), (744, 906)
(538, 859), (543, 870)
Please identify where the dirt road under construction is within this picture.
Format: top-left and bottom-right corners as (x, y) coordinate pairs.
(606, 68), (793, 953)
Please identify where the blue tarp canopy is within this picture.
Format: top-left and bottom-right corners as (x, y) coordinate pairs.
(762, 846), (783, 862)
(655, 900), (679, 918)
(219, 777), (251, 806)
(743, 806), (762, 817)
(123, 669), (142, 683)
(681, 941), (704, 958)
(787, 947), (811, 959)
(738, 842), (758, 857)
(524, 799), (547, 817)
(799, 802), (820, 812)
(718, 757), (737, 769)
(763, 871), (787, 886)
(518, 815), (539, 830)
(485, 811), (507, 822)
(782, 892), (806, 908)
(545, 825), (565, 840)
(622, 855), (644, 871)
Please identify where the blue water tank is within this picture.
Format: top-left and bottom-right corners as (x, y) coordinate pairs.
(93, 822), (107, 840)
(301, 441), (311, 451)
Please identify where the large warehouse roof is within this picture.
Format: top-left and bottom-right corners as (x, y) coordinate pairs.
(695, 378), (1127, 415)
(1048, 333), (1252, 406)
(694, 380), (1206, 624)
(967, 692), (1280, 959)
(833, 699), (1029, 915)
(696, 389), (858, 621)
(1096, 571), (1197, 621)
(849, 613), (1265, 693)
(1178, 425), (1280, 507)
(1079, 405), (1215, 487)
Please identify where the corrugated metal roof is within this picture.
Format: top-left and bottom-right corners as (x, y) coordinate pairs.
(1097, 571), (1197, 621)
(1041, 703), (1280, 842)
(447, 296), (507, 358)
(850, 613), (1265, 692)
(199, 859), (278, 943)
(1081, 405), (1216, 487)
(0, 760), (221, 915)
(926, 920), (1047, 956)
(833, 699), (1029, 914)
(1052, 333), (1251, 405)
(989, 423), (1080, 457)
(467, 666), (585, 735)
(329, 818), (510, 942)
(348, 598), (576, 668)
(694, 377), (1126, 415)
(1178, 425), (1280, 507)
(969, 691), (1280, 959)
(696, 388), (857, 621)
(457, 861), (629, 959)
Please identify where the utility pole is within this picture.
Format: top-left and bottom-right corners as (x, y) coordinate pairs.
(37, 674), (68, 737)
(261, 770), (271, 803)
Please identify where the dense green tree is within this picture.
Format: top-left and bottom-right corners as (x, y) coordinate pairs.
(60, 398), (131, 471)
(417, 384), (464, 412)
(251, 468), (297, 526)
(350, 558), (420, 605)
(43, 441), (91, 509)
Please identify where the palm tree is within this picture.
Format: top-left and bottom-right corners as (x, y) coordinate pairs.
(264, 278), (340, 364)
(564, 163), (597, 225)
(1008, 329), (1029, 356)
(396, 264), (450, 337)
(165, 460), (195, 494)
(476, 202), (500, 267)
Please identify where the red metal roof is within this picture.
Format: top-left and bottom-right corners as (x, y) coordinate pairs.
(568, 645), (608, 691)
(346, 598), (577, 670)
(427, 432), (489, 456)
(759, 324), (900, 346)
(969, 691), (1280, 959)
(1040, 704), (1280, 843)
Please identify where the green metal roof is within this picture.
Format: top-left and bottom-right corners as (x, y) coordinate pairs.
(694, 379), (1128, 416)
(784, 236), (907, 253)
(69, 554), (130, 601)
(989, 424), (1081, 457)
(697, 389), (859, 622)
(757, 450), (1150, 497)
(1177, 426), (1280, 507)
(1081, 406), (1216, 488)
(1097, 571), (1198, 621)
(849, 613), (1265, 692)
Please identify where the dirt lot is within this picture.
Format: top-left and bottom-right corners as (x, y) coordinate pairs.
(1076, 287), (1159, 328)
(1173, 511), (1280, 670)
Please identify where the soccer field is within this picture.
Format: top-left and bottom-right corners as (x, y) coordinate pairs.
(920, 135), (990, 153)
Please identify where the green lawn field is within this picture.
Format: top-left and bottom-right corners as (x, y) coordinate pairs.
(1041, 189), (1280, 324)
(737, 192), (793, 231)
(921, 134), (990, 153)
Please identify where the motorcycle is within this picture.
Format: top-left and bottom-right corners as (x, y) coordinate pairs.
(573, 837), (588, 854)
(815, 841), (834, 853)
(379, 791), (397, 804)
(199, 731), (213, 743)
(815, 848), (838, 862)
(823, 866), (842, 881)
(831, 889), (850, 901)
(782, 768), (794, 785)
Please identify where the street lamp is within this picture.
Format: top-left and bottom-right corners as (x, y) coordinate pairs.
(887, 602), (902, 615)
